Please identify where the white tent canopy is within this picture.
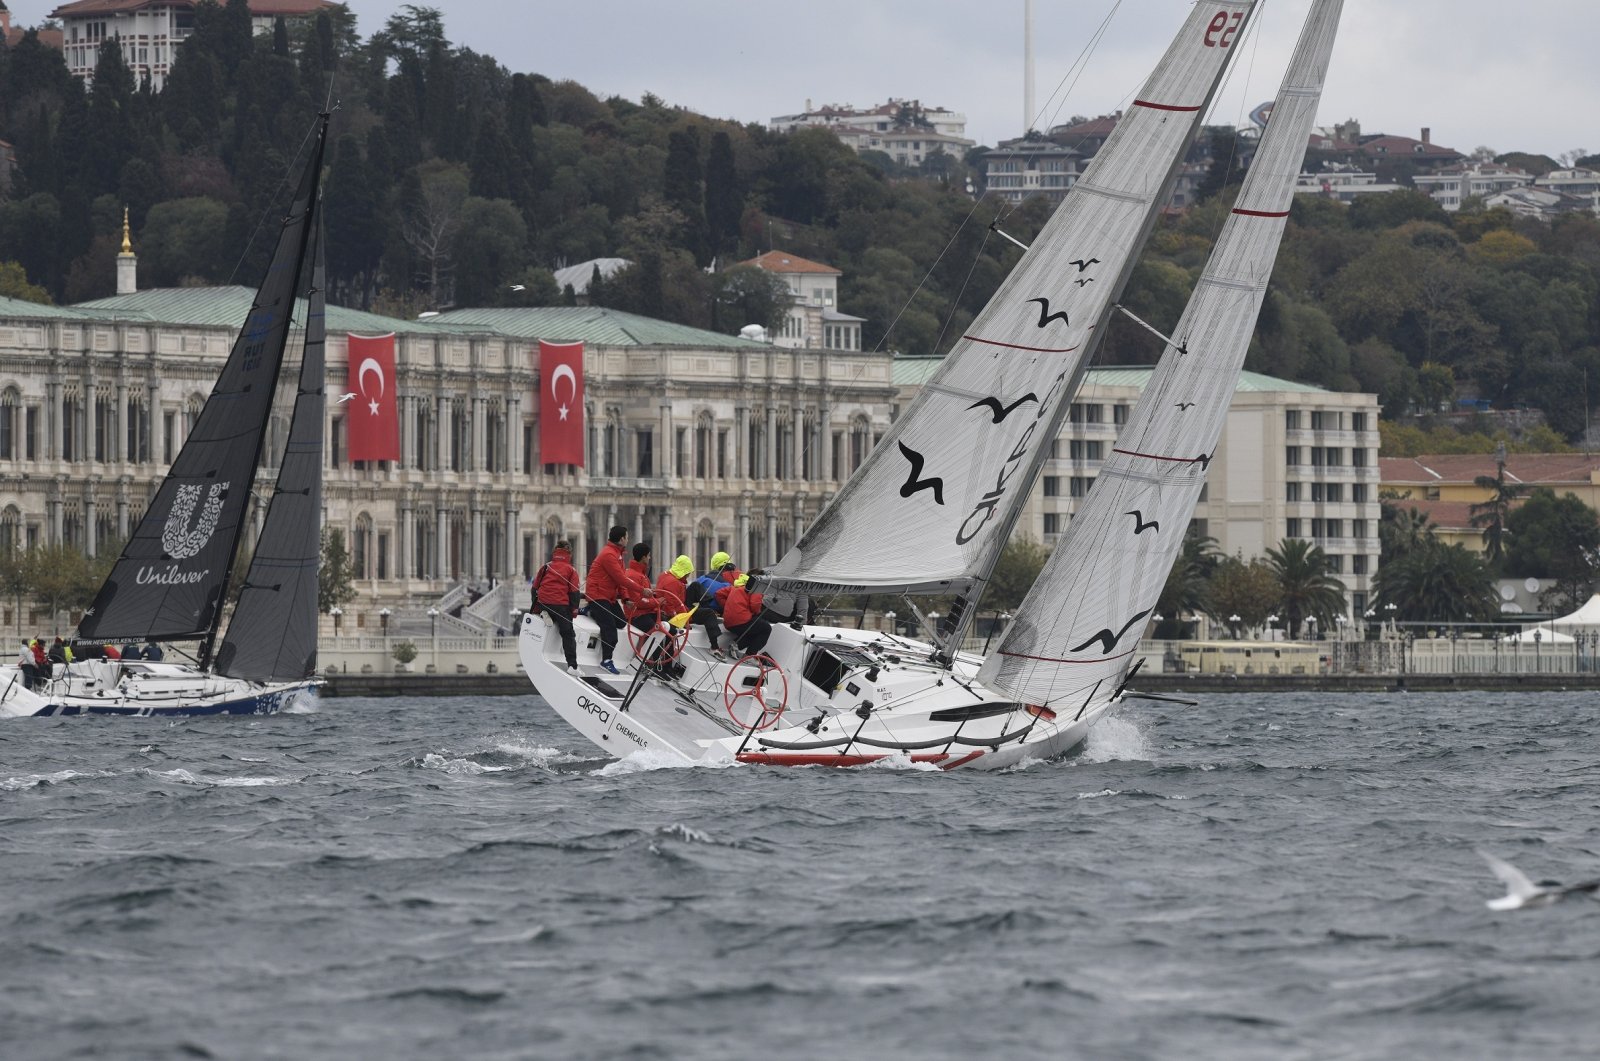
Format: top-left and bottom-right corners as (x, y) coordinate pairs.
(1547, 593), (1600, 627)
(1502, 627), (1575, 644)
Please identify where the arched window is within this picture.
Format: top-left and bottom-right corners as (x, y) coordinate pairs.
(0, 387), (20, 460)
(543, 516), (563, 559)
(850, 415), (872, 472)
(414, 509), (435, 580)
(95, 504), (118, 554)
(0, 505), (21, 552)
(695, 518), (715, 570)
(695, 411), (713, 479)
(353, 513), (373, 580)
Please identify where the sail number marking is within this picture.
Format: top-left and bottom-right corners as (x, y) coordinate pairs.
(1204, 11), (1243, 48)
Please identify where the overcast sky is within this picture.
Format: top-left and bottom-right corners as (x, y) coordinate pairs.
(13, 1), (1595, 160)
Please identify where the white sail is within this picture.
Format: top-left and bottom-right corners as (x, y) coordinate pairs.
(980, 0), (1344, 706)
(768, 1), (1258, 594)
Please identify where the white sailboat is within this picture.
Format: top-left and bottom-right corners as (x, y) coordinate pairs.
(520, 0), (1341, 769)
(0, 113), (332, 719)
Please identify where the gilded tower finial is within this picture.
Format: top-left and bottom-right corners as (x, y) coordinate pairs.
(120, 206), (132, 254)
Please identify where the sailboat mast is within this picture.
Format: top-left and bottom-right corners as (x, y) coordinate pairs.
(198, 114), (331, 671)
(936, 5), (1258, 661)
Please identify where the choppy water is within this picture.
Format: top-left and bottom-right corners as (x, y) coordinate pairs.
(3, 690), (1598, 1060)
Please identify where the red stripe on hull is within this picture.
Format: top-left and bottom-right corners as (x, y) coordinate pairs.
(939, 751), (987, 770)
(963, 335), (1079, 354)
(1133, 99), (1203, 112)
(1231, 207), (1291, 217)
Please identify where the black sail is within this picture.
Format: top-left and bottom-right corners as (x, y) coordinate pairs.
(77, 116), (330, 652)
(214, 212), (327, 683)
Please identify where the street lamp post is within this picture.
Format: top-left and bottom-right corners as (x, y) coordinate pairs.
(427, 606), (440, 672)
(1266, 614), (1280, 642)
(1306, 616), (1317, 641)
(1534, 627), (1542, 674)
(329, 606), (342, 638)
(884, 610), (897, 635)
(1228, 613), (1241, 640)
(378, 607), (391, 643)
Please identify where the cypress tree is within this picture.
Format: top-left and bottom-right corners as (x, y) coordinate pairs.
(664, 128), (709, 265)
(704, 130), (741, 260)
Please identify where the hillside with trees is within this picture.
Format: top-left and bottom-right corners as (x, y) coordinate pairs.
(4, 2), (1600, 442)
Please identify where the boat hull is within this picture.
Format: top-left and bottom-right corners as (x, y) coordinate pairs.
(517, 611), (1111, 772)
(0, 661), (317, 719)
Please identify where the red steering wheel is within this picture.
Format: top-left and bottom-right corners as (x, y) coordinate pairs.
(722, 653), (789, 730)
(625, 588), (690, 663)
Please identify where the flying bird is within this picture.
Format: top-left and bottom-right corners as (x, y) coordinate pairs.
(509, 284), (526, 291)
(336, 392), (357, 404)
(1479, 850), (1600, 911)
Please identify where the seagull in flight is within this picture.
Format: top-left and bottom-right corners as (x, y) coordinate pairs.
(509, 284), (526, 291)
(336, 392), (357, 404)
(1479, 850), (1600, 911)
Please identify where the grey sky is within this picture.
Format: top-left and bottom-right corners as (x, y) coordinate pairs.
(14, 1), (1595, 160)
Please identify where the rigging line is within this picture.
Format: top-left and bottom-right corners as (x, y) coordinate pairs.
(224, 118), (325, 288)
(929, 227), (995, 359)
(1199, 0), (1268, 244)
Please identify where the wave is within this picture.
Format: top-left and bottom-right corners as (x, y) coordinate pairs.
(2, 769), (116, 791)
(1080, 715), (1151, 763)
(138, 767), (302, 787)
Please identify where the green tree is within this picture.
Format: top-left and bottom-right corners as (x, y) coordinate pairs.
(139, 197), (232, 286)
(318, 529), (357, 614)
(983, 536), (1050, 613)
(1373, 540), (1498, 623)
(1204, 554), (1279, 637)
(1155, 528), (1220, 638)
(1469, 448), (1523, 563)
(0, 261), (52, 304)
(1504, 489), (1600, 611)
(704, 130), (741, 259)
(709, 265), (791, 336)
(1265, 538), (1347, 637)
(1379, 501), (1437, 560)
(23, 544), (95, 630)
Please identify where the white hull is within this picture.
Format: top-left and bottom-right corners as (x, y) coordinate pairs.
(517, 612), (1114, 772)
(0, 660), (316, 719)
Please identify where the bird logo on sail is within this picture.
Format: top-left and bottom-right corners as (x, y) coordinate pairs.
(1070, 608), (1153, 656)
(897, 442), (945, 505)
(161, 482), (229, 560)
(968, 393), (1038, 423)
(1025, 298), (1070, 329)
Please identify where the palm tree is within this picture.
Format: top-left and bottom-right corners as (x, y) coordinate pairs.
(1155, 528), (1220, 638)
(1265, 538), (1347, 638)
(1379, 501), (1436, 560)
(1469, 447), (1523, 563)
(1372, 539), (1498, 623)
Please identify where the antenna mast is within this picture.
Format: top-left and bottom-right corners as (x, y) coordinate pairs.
(1024, 0), (1036, 133)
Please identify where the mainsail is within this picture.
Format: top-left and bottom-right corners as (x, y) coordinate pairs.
(214, 211), (327, 682)
(767, 1), (1258, 594)
(980, 0), (1344, 705)
(77, 115), (331, 653)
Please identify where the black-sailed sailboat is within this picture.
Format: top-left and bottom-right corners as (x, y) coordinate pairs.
(1, 112), (331, 718)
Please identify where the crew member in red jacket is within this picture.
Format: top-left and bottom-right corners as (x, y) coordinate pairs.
(623, 542), (660, 633)
(532, 540), (582, 673)
(723, 569), (773, 657)
(585, 525), (630, 674)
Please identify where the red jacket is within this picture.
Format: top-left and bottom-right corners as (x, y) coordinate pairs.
(653, 571), (687, 616)
(622, 560), (656, 619)
(534, 547), (581, 609)
(585, 541), (629, 603)
(723, 584), (764, 627)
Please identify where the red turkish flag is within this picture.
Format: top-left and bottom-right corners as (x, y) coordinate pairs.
(538, 340), (585, 467)
(346, 332), (400, 462)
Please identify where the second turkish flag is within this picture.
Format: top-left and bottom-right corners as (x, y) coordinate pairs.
(538, 340), (585, 467)
(347, 332), (400, 461)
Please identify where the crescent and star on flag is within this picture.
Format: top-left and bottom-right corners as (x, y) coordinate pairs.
(550, 363), (577, 421)
(357, 358), (385, 416)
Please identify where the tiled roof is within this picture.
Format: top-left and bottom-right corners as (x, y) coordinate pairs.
(1381, 453), (1600, 486)
(72, 286), (449, 336)
(428, 306), (768, 349)
(1384, 498), (1480, 533)
(891, 359), (1330, 393)
(1356, 135), (1461, 158)
(742, 250), (840, 276)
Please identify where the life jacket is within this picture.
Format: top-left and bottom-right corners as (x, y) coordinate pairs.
(585, 541), (629, 603)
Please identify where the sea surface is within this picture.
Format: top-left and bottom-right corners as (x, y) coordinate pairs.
(3, 690), (1598, 1060)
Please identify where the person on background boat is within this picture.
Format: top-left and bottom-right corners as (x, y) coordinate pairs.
(533, 539), (583, 674)
(30, 637), (47, 672)
(585, 525), (630, 675)
(723, 569), (773, 657)
(143, 642), (164, 661)
(122, 644), (144, 660)
(47, 637), (72, 672)
(17, 641), (39, 691)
